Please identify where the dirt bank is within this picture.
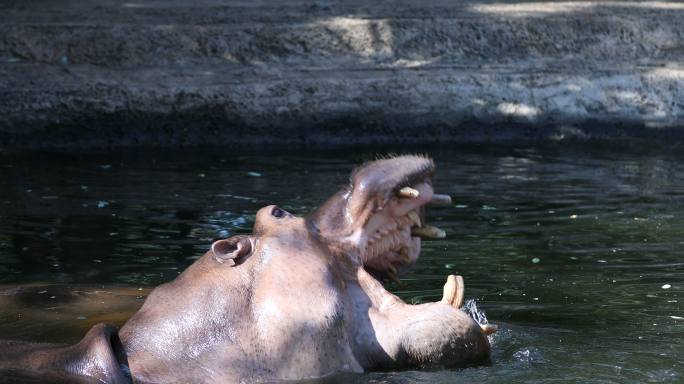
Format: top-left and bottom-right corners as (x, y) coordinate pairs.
(1, 1), (683, 148)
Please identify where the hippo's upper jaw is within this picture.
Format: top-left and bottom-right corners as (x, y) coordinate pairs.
(308, 155), (452, 281)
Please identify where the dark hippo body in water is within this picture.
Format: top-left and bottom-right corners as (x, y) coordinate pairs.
(0, 156), (493, 383)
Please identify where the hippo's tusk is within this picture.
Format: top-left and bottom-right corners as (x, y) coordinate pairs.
(398, 186), (420, 199)
(399, 247), (411, 263)
(442, 275), (464, 308)
(429, 194), (452, 206)
(481, 324), (498, 336)
(407, 210), (422, 227)
(387, 264), (398, 275)
(411, 225), (446, 239)
(453, 275), (464, 308)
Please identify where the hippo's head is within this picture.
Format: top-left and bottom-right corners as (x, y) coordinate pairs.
(116, 155), (493, 383)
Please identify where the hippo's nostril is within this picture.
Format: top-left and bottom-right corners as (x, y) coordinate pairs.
(270, 206), (289, 218)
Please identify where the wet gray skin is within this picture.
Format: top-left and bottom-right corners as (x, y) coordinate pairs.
(0, 155), (492, 383)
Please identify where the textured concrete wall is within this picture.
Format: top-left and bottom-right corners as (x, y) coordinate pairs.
(1, 1), (684, 148)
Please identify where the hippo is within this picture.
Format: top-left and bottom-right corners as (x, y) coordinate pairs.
(0, 155), (495, 383)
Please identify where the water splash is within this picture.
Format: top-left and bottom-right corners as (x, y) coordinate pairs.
(463, 298), (489, 326)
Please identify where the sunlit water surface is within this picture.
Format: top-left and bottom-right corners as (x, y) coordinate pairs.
(0, 144), (682, 383)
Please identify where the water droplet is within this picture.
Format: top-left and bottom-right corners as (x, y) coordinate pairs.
(570, 214), (578, 219)
(97, 201), (109, 208)
(531, 257), (540, 264)
(662, 284), (672, 289)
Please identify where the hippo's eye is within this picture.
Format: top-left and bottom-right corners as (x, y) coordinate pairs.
(270, 206), (289, 218)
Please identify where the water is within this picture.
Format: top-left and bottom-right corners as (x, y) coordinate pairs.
(0, 144), (682, 383)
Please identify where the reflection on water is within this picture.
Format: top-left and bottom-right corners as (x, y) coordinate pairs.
(0, 144), (682, 383)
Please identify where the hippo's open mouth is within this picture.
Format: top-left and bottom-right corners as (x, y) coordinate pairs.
(309, 155), (453, 283)
(358, 180), (453, 283)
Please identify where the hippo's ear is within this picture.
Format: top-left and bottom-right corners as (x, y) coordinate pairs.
(211, 236), (252, 266)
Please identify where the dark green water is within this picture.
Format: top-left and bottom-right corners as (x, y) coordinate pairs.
(0, 145), (682, 383)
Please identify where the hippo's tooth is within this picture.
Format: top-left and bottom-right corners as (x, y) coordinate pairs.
(429, 194), (452, 206)
(441, 275), (464, 308)
(453, 275), (464, 308)
(399, 247), (411, 263)
(386, 270), (401, 285)
(407, 210), (422, 227)
(389, 233), (399, 250)
(411, 225), (446, 239)
(398, 186), (420, 199)
(481, 324), (498, 336)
